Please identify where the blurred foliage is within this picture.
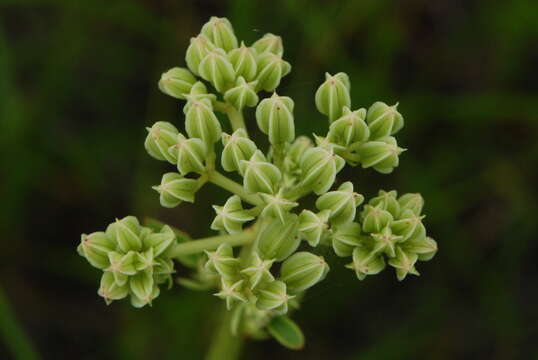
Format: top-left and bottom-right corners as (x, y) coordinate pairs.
(1, 0), (537, 359)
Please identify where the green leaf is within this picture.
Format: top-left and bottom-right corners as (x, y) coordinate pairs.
(267, 316), (304, 350)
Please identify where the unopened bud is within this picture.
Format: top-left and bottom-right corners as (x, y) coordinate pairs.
(152, 172), (198, 208)
(199, 48), (236, 92)
(185, 100), (222, 146)
(358, 136), (405, 174)
(240, 150), (282, 194)
(255, 53), (291, 92)
(211, 195), (254, 234)
(346, 247), (386, 280)
(315, 72), (351, 122)
(366, 101), (404, 139)
(228, 42), (258, 81)
(221, 129), (258, 173)
(315, 181), (364, 226)
(168, 133), (207, 175)
(224, 77), (259, 110)
(201, 16), (238, 52)
(298, 209), (330, 247)
(257, 215), (300, 261)
(145, 121), (179, 163)
(328, 107), (369, 146)
(252, 33), (284, 56)
(280, 251), (329, 294)
(299, 147), (345, 195)
(185, 34), (216, 75)
(158, 67), (196, 99)
(256, 92), (295, 145)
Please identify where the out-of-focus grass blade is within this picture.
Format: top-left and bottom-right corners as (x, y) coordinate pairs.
(0, 288), (40, 360)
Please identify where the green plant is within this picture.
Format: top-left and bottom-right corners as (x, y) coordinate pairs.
(77, 16), (437, 355)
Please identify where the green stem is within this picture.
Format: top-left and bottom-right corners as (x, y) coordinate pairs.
(208, 171), (263, 206)
(227, 106), (247, 134)
(271, 144), (285, 169)
(215, 101), (247, 135)
(205, 305), (243, 360)
(170, 229), (256, 258)
(0, 287), (39, 360)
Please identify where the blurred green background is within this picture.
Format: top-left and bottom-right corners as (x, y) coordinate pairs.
(1, 0), (537, 359)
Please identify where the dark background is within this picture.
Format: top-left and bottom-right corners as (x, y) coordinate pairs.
(1, 0), (537, 359)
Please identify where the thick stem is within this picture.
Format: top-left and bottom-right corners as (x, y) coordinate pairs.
(170, 229), (256, 258)
(205, 305), (243, 360)
(208, 171), (263, 206)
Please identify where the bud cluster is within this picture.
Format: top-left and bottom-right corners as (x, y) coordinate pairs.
(77, 217), (177, 307)
(79, 16), (438, 350)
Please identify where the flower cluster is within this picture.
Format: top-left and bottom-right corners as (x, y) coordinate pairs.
(77, 216), (177, 307)
(78, 16), (438, 349)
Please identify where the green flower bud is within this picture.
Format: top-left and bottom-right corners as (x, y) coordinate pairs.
(134, 248), (156, 274)
(221, 129), (258, 173)
(299, 147), (345, 195)
(328, 107), (369, 146)
(215, 279), (248, 310)
(205, 243), (240, 280)
(313, 134), (346, 154)
(142, 225), (176, 257)
(391, 209), (425, 241)
(259, 191), (298, 223)
(287, 136), (312, 165)
(107, 251), (137, 287)
(360, 204), (394, 233)
(257, 215), (300, 261)
(240, 253), (275, 289)
(153, 257), (175, 286)
(255, 53), (291, 92)
(358, 136), (405, 174)
(185, 34), (216, 75)
(201, 16), (238, 52)
(255, 280), (292, 313)
(252, 33), (284, 56)
(388, 247), (420, 281)
(256, 92), (295, 145)
(366, 101), (404, 139)
(158, 67), (196, 99)
(371, 226), (403, 258)
(240, 150), (282, 194)
(398, 193), (424, 216)
(183, 82), (217, 114)
(211, 195), (254, 234)
(98, 272), (129, 305)
(168, 133), (207, 175)
(228, 42), (258, 81)
(369, 190), (400, 218)
(280, 252), (329, 294)
(315, 72), (351, 122)
(346, 247), (386, 280)
(199, 48), (236, 93)
(106, 216), (142, 253)
(144, 121), (179, 163)
(185, 99), (222, 146)
(331, 222), (364, 257)
(152, 172), (198, 208)
(402, 236), (437, 262)
(78, 232), (116, 269)
(224, 77), (259, 110)
(129, 271), (159, 307)
(298, 209), (330, 247)
(315, 181), (364, 226)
